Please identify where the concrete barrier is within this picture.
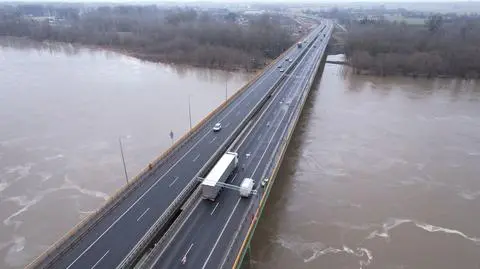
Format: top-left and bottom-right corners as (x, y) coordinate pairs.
(26, 37), (299, 269)
(117, 44), (313, 268)
(230, 26), (333, 269)
(114, 38), (311, 268)
(120, 30), (323, 268)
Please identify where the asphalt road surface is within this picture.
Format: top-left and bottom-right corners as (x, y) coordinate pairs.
(145, 23), (332, 269)
(32, 25), (325, 269)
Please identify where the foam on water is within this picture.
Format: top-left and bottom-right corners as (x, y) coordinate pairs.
(276, 236), (373, 268)
(458, 189), (480, 201)
(2, 174), (109, 231)
(4, 235), (28, 267)
(367, 218), (480, 245)
(4, 163), (34, 178)
(44, 154), (64, 161)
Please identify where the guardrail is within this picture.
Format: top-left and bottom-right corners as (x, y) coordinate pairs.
(26, 33), (304, 269)
(225, 26), (333, 269)
(219, 26), (331, 269)
(116, 31), (319, 268)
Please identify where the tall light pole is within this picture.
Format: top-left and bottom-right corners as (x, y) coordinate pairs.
(118, 136), (128, 184)
(225, 75), (228, 101)
(188, 95), (192, 129)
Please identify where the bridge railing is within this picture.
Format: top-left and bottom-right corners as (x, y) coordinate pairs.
(222, 25), (333, 269)
(115, 35), (315, 268)
(26, 35), (301, 269)
(130, 28), (324, 269)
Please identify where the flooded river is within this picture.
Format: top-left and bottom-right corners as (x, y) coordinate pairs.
(0, 40), (251, 268)
(251, 56), (480, 269)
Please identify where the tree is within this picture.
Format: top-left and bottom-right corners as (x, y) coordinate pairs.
(426, 14), (443, 33)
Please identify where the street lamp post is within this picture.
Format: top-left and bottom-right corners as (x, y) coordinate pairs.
(118, 137), (129, 184)
(225, 76), (228, 101)
(188, 95), (192, 129)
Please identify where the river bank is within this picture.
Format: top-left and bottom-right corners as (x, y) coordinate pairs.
(0, 36), (269, 73)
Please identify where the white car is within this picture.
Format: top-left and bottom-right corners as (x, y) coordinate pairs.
(279, 68), (285, 72)
(213, 123), (222, 132)
(261, 178), (269, 187)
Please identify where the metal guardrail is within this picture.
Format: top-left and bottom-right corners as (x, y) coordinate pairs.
(224, 25), (333, 269)
(116, 33), (316, 268)
(220, 29), (330, 269)
(26, 34), (301, 269)
(132, 28), (324, 269)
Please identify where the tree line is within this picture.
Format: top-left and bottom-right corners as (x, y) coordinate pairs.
(344, 15), (480, 78)
(0, 4), (294, 70)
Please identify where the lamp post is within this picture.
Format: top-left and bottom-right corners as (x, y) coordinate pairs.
(118, 136), (129, 184)
(188, 95), (192, 129)
(225, 77), (228, 101)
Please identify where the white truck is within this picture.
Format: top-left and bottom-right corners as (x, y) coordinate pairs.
(239, 178), (254, 198)
(201, 152), (238, 201)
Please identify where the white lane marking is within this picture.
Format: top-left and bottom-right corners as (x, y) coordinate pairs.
(209, 137), (217, 144)
(90, 250), (110, 269)
(192, 154), (200, 162)
(231, 173), (239, 184)
(67, 37), (300, 269)
(210, 203), (219, 215)
(201, 198), (241, 269)
(169, 176), (179, 187)
(181, 243), (194, 264)
(136, 208), (150, 222)
(225, 122), (231, 128)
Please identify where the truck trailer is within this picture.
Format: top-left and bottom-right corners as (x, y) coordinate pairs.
(201, 152), (238, 201)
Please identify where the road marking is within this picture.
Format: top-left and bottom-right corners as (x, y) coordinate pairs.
(231, 173), (239, 184)
(66, 37), (300, 269)
(208, 136), (217, 144)
(225, 122), (230, 128)
(91, 250), (109, 269)
(192, 154), (200, 162)
(181, 243), (194, 264)
(136, 208), (150, 222)
(210, 203), (219, 215)
(201, 198), (241, 269)
(169, 176), (179, 187)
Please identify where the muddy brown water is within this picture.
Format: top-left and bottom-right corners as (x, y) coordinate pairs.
(251, 56), (480, 269)
(0, 40), (252, 268)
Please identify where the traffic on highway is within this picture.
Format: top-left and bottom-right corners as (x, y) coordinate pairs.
(141, 22), (332, 269)
(28, 20), (330, 269)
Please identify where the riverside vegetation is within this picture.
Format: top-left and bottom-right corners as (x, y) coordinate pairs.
(344, 14), (480, 78)
(0, 4), (295, 71)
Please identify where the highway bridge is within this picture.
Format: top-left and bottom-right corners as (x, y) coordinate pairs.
(28, 20), (333, 269)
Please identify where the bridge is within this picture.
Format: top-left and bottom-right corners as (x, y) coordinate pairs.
(27, 20), (333, 269)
